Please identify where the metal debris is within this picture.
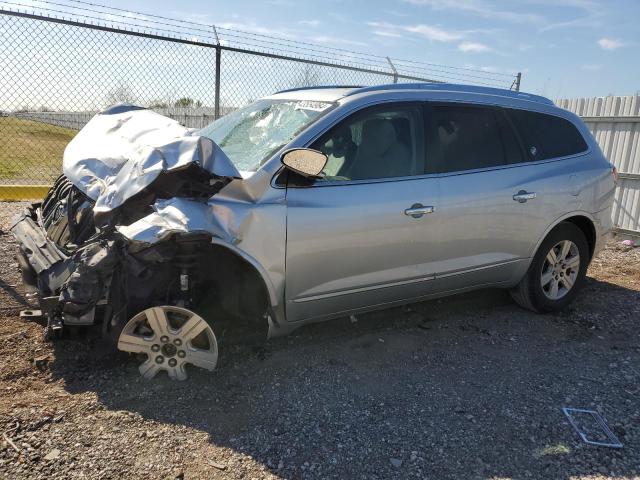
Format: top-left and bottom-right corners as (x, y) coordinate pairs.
(562, 407), (623, 448)
(19, 310), (43, 320)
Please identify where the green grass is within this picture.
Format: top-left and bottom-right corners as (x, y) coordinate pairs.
(0, 117), (77, 184)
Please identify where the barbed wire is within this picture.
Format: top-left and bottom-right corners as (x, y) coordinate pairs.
(0, 0), (517, 86)
(61, 0), (517, 79)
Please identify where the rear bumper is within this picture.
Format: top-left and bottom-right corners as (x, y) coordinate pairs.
(592, 205), (613, 258)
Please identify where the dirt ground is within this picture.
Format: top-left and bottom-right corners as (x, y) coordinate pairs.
(0, 200), (639, 480)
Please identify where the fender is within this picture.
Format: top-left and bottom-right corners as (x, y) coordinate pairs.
(209, 237), (283, 325)
(527, 209), (598, 262)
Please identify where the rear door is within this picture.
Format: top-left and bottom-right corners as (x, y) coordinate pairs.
(428, 103), (547, 291)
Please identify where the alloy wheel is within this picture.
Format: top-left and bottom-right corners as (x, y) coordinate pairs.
(540, 240), (580, 300)
(117, 306), (218, 380)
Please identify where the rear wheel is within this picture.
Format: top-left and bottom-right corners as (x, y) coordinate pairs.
(510, 222), (589, 313)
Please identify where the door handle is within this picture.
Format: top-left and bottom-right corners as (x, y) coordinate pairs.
(404, 203), (435, 218)
(513, 190), (536, 203)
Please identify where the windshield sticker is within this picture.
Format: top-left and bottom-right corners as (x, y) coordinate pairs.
(294, 101), (332, 112)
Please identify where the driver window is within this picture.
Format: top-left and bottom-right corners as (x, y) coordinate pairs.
(311, 104), (425, 181)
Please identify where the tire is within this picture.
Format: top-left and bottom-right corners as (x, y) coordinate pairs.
(510, 222), (590, 313)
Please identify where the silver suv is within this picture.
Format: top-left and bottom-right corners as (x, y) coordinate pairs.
(12, 83), (616, 380)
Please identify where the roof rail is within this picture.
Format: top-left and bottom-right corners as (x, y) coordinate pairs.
(344, 83), (555, 106)
(275, 85), (363, 94)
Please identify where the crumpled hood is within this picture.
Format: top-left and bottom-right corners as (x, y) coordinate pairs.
(63, 104), (241, 213)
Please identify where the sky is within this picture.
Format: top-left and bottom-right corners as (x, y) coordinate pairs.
(93, 0), (639, 99)
(1, 0), (638, 108)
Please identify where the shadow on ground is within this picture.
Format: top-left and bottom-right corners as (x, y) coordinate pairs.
(44, 278), (640, 479)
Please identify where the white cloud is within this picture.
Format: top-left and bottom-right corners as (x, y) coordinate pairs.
(458, 41), (492, 53)
(597, 38), (624, 50)
(403, 0), (544, 24)
(372, 30), (403, 38)
(217, 21), (297, 39)
(367, 21), (463, 42)
(298, 20), (321, 27)
(312, 36), (367, 47)
(404, 24), (464, 42)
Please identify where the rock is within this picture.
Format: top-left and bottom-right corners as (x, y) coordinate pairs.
(209, 461), (227, 471)
(44, 449), (60, 461)
(390, 458), (403, 468)
(34, 356), (49, 372)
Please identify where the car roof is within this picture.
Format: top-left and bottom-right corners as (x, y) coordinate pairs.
(267, 83), (554, 107)
(266, 86), (359, 102)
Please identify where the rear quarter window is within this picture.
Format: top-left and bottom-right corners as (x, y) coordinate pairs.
(507, 109), (588, 161)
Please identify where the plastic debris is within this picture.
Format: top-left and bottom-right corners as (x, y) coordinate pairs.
(562, 407), (623, 448)
(620, 239), (636, 247)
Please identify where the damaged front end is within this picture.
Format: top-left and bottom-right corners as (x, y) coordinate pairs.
(11, 105), (243, 377)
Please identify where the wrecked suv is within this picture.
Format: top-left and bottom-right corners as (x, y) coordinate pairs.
(12, 84), (616, 380)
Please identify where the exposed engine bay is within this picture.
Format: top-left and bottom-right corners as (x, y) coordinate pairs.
(13, 177), (217, 333)
(10, 105), (270, 379)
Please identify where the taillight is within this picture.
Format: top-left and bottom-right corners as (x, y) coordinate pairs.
(611, 166), (619, 184)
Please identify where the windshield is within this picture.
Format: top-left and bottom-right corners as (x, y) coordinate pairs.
(198, 99), (334, 172)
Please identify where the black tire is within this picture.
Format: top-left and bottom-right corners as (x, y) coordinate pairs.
(510, 222), (590, 313)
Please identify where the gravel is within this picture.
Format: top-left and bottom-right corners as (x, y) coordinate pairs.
(1, 201), (639, 479)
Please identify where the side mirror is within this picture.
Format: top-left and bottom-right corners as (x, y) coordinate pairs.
(281, 148), (327, 178)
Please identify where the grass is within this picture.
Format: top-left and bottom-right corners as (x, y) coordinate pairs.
(0, 117), (77, 184)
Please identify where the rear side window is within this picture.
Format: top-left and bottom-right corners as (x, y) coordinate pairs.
(507, 109), (588, 161)
(426, 105), (507, 173)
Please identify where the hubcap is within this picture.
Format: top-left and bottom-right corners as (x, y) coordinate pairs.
(117, 306), (218, 380)
(540, 240), (580, 300)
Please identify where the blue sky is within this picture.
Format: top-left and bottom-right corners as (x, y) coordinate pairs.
(1, 0), (638, 105)
(95, 0), (639, 99)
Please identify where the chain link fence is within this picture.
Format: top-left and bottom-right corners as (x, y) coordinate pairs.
(0, 6), (520, 199)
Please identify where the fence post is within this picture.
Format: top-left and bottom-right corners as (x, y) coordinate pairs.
(213, 25), (222, 119)
(386, 56), (398, 84)
(214, 47), (221, 119)
(515, 72), (522, 92)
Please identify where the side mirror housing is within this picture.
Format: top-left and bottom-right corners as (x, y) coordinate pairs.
(281, 148), (327, 178)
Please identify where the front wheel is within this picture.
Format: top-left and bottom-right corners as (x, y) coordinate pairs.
(510, 222), (590, 313)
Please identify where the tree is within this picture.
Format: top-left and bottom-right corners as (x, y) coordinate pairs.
(105, 82), (137, 105)
(174, 97), (202, 108)
(148, 100), (169, 109)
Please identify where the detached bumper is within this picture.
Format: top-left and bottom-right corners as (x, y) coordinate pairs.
(11, 206), (74, 295)
(10, 206), (80, 324)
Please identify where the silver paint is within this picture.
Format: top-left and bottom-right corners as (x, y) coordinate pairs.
(63, 105), (241, 213)
(68, 85), (616, 335)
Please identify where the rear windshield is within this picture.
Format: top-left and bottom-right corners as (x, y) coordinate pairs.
(507, 109), (588, 161)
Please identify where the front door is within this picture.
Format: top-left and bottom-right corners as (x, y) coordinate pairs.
(284, 102), (441, 323)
